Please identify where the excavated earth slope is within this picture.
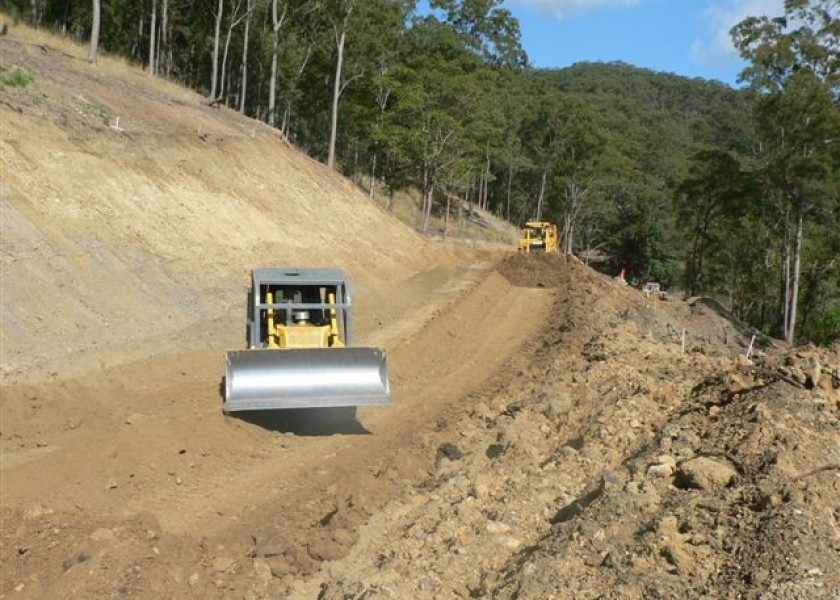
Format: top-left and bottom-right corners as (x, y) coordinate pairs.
(2, 23), (839, 600)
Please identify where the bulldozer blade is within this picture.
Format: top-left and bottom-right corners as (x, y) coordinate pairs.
(224, 347), (391, 412)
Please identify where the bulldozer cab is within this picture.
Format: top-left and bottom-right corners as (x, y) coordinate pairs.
(249, 269), (351, 350)
(225, 268), (391, 413)
(518, 221), (559, 253)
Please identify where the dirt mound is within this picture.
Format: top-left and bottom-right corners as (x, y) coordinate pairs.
(295, 260), (840, 600)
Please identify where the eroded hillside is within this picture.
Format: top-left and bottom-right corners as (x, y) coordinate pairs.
(0, 26), (475, 384)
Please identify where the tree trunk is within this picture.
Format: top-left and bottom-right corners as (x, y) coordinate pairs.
(535, 171), (546, 221)
(444, 194), (451, 242)
(269, 41), (279, 126)
(221, 27), (232, 103)
(221, 2), (245, 106)
(781, 206), (791, 339)
(148, 0), (157, 75)
(87, 0), (100, 64)
(239, 0), (252, 113)
(161, 0), (169, 76)
(482, 149), (490, 211)
(506, 163), (513, 221)
(421, 165), (434, 234)
(282, 101), (291, 137)
(210, 0), (223, 99)
(62, 0), (71, 35)
(369, 153), (377, 197)
(786, 202), (804, 344)
(327, 25), (347, 169)
(268, 0), (287, 127)
(135, 11), (144, 61)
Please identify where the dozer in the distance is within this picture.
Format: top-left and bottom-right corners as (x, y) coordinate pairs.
(224, 268), (391, 412)
(518, 221), (559, 253)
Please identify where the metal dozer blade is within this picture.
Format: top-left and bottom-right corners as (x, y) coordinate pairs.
(223, 268), (393, 413)
(224, 347), (390, 411)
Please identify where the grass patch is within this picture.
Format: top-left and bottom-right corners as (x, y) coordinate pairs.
(84, 100), (111, 125)
(0, 66), (33, 87)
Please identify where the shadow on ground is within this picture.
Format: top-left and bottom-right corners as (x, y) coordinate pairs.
(230, 407), (371, 436)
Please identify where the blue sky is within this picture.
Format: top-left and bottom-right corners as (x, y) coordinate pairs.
(507, 0), (786, 86)
(437, 0), (787, 87)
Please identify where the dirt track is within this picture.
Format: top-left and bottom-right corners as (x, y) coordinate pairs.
(2, 24), (839, 600)
(1, 251), (555, 598)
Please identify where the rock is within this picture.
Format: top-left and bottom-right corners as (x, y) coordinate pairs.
(727, 371), (752, 393)
(647, 463), (674, 478)
(308, 537), (346, 561)
(675, 457), (737, 490)
(212, 557), (235, 573)
(437, 443), (463, 462)
(544, 392), (573, 419)
(23, 504), (54, 520)
(656, 454), (677, 469)
(471, 473), (493, 499)
(252, 559), (272, 584)
(659, 542), (691, 574)
(485, 521), (511, 534)
(806, 360), (820, 389)
(602, 470), (625, 491)
(188, 573), (199, 587)
(501, 536), (522, 550)
(267, 558), (294, 578)
(89, 528), (116, 543)
(647, 455), (676, 478)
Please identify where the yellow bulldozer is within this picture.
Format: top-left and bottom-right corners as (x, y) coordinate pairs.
(518, 221), (559, 253)
(224, 268), (391, 412)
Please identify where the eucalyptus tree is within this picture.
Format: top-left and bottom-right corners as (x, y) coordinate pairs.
(87, 0), (100, 63)
(337, 0), (415, 184)
(321, 0), (356, 168)
(210, 0), (224, 99)
(429, 0), (527, 67)
(148, 0), (157, 74)
(266, 0), (319, 127)
(383, 17), (485, 232)
(732, 0), (840, 342)
(674, 149), (747, 295)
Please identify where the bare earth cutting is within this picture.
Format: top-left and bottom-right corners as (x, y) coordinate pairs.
(1, 24), (838, 600)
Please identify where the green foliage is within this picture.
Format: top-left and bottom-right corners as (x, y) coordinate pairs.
(810, 307), (840, 345)
(10, 0), (838, 344)
(730, 0), (839, 343)
(0, 66), (33, 87)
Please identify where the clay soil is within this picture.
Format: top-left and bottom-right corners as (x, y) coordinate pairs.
(1, 23), (839, 600)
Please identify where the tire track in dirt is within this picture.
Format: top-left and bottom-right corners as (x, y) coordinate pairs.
(124, 269), (553, 534)
(0, 261), (551, 536)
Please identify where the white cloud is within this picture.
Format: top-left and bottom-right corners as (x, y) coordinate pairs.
(510, 0), (641, 20)
(690, 0), (784, 74)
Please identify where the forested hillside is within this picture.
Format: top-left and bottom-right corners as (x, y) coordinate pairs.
(2, 0), (837, 344)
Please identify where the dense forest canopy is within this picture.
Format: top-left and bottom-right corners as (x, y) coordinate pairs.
(4, 0), (839, 345)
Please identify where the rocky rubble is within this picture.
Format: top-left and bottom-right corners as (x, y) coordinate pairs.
(297, 255), (840, 600)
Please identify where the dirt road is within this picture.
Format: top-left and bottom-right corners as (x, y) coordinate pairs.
(0, 248), (557, 597)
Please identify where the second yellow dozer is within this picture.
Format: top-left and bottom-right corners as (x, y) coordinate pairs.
(518, 221), (559, 253)
(223, 268), (391, 412)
